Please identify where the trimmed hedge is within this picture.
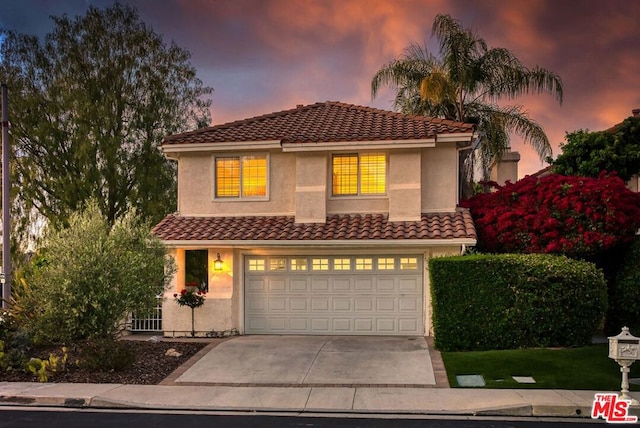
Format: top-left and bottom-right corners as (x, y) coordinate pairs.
(606, 237), (640, 335)
(430, 254), (607, 351)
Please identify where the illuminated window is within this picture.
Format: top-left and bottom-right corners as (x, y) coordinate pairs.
(332, 153), (386, 196)
(291, 258), (308, 271)
(215, 155), (267, 198)
(312, 258), (329, 271)
(333, 258), (351, 271)
(355, 258), (373, 270)
(400, 257), (418, 270)
(269, 258), (286, 271)
(248, 259), (265, 272)
(377, 257), (395, 270)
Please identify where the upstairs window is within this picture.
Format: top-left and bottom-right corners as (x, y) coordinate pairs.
(332, 153), (386, 196)
(215, 155), (267, 199)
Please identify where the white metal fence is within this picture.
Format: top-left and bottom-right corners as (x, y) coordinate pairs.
(130, 299), (163, 332)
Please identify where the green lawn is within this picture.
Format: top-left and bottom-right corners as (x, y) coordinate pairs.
(441, 344), (640, 390)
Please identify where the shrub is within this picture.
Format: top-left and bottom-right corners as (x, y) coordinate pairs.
(606, 237), (640, 335)
(80, 338), (135, 372)
(430, 253), (607, 351)
(551, 115), (640, 182)
(19, 200), (175, 343)
(461, 173), (640, 259)
(0, 311), (34, 371)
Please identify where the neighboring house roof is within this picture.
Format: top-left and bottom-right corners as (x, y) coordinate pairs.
(528, 165), (553, 178)
(152, 211), (477, 243)
(162, 101), (474, 146)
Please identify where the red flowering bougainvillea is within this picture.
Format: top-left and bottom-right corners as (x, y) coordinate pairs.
(461, 173), (640, 258)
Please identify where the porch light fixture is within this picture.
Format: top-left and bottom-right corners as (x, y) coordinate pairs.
(214, 253), (224, 271)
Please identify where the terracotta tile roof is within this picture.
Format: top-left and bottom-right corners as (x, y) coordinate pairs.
(152, 211), (476, 242)
(163, 101), (474, 146)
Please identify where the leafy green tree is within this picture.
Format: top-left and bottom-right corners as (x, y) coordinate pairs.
(0, 3), (212, 234)
(371, 14), (563, 174)
(551, 115), (640, 182)
(22, 200), (174, 343)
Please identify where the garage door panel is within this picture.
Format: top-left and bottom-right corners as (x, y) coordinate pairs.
(333, 319), (352, 331)
(333, 298), (352, 311)
(399, 298), (419, 312)
(376, 278), (396, 291)
(399, 318), (419, 333)
(311, 298), (330, 311)
(332, 278), (351, 292)
(289, 318), (309, 332)
(376, 297), (396, 311)
(311, 278), (330, 291)
(268, 297), (287, 311)
(355, 318), (374, 332)
(290, 298), (309, 311)
(311, 318), (330, 332)
(268, 318), (287, 331)
(247, 317), (267, 331)
(247, 278), (267, 292)
(399, 278), (420, 292)
(290, 278), (309, 292)
(376, 319), (396, 332)
(269, 278), (287, 292)
(355, 278), (375, 291)
(245, 255), (423, 335)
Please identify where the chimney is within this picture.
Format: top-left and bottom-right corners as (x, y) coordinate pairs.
(633, 108), (640, 117)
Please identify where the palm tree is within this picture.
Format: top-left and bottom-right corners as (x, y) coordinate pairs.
(371, 14), (563, 179)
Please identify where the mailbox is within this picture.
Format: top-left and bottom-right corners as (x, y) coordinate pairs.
(609, 327), (640, 362)
(609, 327), (640, 404)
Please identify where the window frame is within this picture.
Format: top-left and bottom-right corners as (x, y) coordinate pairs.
(331, 152), (387, 197)
(213, 153), (269, 201)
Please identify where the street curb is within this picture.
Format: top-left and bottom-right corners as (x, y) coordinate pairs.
(0, 392), (593, 418)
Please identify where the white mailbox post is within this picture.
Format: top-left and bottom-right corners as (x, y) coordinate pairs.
(609, 327), (640, 404)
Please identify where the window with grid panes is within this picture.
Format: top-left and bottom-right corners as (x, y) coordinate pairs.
(215, 155), (267, 198)
(332, 153), (386, 196)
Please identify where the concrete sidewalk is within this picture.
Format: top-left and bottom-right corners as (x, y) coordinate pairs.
(0, 381), (626, 417)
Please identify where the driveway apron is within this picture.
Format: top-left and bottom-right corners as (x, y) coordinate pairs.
(174, 336), (436, 386)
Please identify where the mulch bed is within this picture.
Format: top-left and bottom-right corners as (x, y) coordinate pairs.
(0, 340), (207, 385)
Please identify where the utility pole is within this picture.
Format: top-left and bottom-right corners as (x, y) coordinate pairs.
(1, 84), (10, 309)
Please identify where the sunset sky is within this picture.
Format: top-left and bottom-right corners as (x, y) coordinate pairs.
(2, 0), (639, 177)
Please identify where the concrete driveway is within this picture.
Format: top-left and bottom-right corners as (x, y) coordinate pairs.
(174, 336), (437, 387)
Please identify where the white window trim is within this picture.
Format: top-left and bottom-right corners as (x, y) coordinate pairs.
(212, 153), (270, 201)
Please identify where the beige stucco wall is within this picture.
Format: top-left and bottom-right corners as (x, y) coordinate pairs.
(421, 144), (459, 212)
(162, 248), (236, 336)
(176, 143), (462, 220)
(177, 151), (296, 216)
(388, 150), (421, 221)
(295, 153), (327, 223)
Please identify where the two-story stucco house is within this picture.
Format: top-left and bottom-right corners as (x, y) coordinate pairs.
(152, 101), (477, 337)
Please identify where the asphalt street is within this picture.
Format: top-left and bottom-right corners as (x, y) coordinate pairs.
(0, 408), (606, 428)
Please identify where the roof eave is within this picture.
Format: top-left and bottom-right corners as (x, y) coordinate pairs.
(435, 132), (476, 144)
(158, 237), (477, 248)
(281, 139), (437, 152)
(161, 140), (282, 153)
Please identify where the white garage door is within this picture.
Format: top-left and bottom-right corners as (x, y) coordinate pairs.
(244, 255), (423, 335)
